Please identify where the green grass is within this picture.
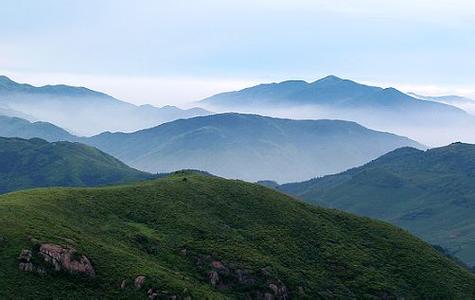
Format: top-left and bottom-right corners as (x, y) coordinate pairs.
(279, 143), (475, 267)
(0, 137), (151, 194)
(1, 172), (475, 298)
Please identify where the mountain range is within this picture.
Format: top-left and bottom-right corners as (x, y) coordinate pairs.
(85, 113), (423, 182)
(278, 142), (475, 267)
(1, 74), (475, 297)
(200, 75), (475, 146)
(1, 171), (474, 298)
(0, 110), (424, 182)
(3, 74), (473, 146)
(0, 137), (151, 194)
(0, 75), (210, 135)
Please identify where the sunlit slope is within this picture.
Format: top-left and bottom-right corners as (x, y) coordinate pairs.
(0, 172), (474, 298)
(279, 142), (475, 267)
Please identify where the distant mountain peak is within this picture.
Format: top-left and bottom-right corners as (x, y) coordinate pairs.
(0, 75), (13, 82)
(87, 112), (422, 183)
(319, 74), (344, 81)
(382, 87), (405, 95)
(277, 79), (308, 85)
(0, 75), (19, 87)
(310, 75), (346, 85)
(446, 141), (473, 149)
(0, 75), (108, 97)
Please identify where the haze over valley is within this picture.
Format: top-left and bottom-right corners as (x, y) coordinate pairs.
(200, 76), (475, 146)
(0, 75), (210, 136)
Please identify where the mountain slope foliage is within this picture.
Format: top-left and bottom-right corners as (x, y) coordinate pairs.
(0, 172), (474, 298)
(278, 142), (475, 267)
(0, 137), (151, 194)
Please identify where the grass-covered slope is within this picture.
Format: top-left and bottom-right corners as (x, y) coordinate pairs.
(279, 142), (475, 267)
(0, 137), (151, 194)
(0, 172), (474, 298)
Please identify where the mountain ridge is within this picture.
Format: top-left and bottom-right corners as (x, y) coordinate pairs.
(0, 136), (152, 194)
(85, 112), (424, 182)
(277, 142), (475, 266)
(199, 75), (474, 145)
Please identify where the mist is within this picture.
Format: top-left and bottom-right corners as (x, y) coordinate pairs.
(198, 103), (475, 147)
(0, 93), (210, 136)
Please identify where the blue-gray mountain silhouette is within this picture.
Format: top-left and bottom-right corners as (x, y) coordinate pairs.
(0, 75), (210, 135)
(86, 113), (423, 182)
(201, 76), (474, 145)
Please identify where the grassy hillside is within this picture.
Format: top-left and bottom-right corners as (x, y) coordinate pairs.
(86, 113), (423, 182)
(279, 142), (475, 267)
(0, 137), (151, 194)
(0, 172), (474, 298)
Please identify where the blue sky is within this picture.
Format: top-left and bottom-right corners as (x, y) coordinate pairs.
(1, 0), (474, 105)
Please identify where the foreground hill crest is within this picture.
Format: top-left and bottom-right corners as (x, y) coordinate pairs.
(0, 173), (474, 298)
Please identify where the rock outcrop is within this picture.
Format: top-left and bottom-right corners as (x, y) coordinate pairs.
(39, 243), (95, 276)
(134, 275), (146, 289)
(268, 282), (288, 299)
(120, 279), (128, 289)
(18, 249), (33, 272)
(195, 254), (289, 299)
(17, 242), (95, 277)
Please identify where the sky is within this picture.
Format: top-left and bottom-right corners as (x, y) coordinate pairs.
(1, 0), (474, 106)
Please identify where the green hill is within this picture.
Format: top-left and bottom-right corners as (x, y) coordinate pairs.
(278, 142), (475, 267)
(0, 137), (151, 194)
(0, 172), (474, 298)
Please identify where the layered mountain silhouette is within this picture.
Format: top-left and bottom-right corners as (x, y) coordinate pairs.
(278, 142), (475, 267)
(0, 115), (76, 142)
(1, 171), (474, 298)
(0, 75), (210, 135)
(200, 76), (475, 145)
(201, 75), (463, 109)
(0, 137), (151, 194)
(85, 113), (423, 182)
(0, 112), (424, 182)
